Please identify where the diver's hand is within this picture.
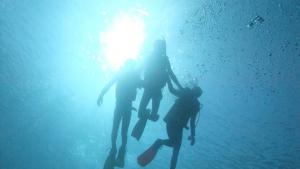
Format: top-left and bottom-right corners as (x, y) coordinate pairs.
(188, 136), (195, 146)
(97, 95), (103, 106)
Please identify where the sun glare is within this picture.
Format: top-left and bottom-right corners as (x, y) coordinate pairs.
(100, 14), (146, 71)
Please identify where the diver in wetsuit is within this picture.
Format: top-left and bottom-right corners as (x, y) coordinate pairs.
(132, 38), (183, 140)
(97, 59), (142, 169)
(137, 79), (202, 169)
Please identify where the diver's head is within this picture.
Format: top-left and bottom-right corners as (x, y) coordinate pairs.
(192, 86), (202, 98)
(153, 38), (166, 55)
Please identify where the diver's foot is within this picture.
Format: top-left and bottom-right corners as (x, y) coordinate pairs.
(103, 148), (116, 169)
(115, 146), (126, 168)
(153, 139), (163, 150)
(148, 114), (159, 122)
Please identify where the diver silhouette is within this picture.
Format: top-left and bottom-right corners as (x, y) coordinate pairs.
(97, 59), (142, 169)
(132, 38), (183, 140)
(137, 78), (202, 169)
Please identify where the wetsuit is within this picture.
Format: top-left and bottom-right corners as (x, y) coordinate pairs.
(112, 70), (142, 150)
(164, 88), (200, 149)
(100, 60), (142, 169)
(138, 53), (170, 119)
(136, 87), (201, 169)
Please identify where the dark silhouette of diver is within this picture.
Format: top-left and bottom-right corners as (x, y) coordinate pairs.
(132, 38), (183, 140)
(97, 59), (142, 169)
(137, 79), (202, 169)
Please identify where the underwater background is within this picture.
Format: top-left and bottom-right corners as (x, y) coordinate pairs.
(0, 0), (299, 169)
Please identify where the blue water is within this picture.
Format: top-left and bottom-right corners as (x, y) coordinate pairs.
(0, 0), (299, 169)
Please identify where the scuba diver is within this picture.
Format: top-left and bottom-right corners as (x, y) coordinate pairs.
(97, 59), (142, 169)
(132, 38), (183, 140)
(137, 78), (202, 169)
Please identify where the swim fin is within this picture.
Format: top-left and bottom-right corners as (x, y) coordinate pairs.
(137, 140), (161, 167)
(132, 109), (151, 140)
(103, 149), (116, 169)
(115, 146), (126, 168)
(131, 118), (147, 141)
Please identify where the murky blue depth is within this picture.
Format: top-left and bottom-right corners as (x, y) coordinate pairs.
(0, 0), (299, 169)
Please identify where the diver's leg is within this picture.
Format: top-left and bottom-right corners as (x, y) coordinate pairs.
(132, 92), (150, 140)
(121, 107), (132, 147)
(111, 104), (122, 152)
(163, 122), (177, 147)
(138, 89), (151, 119)
(169, 127), (183, 169)
(170, 145), (181, 169)
(159, 139), (171, 147)
(153, 138), (171, 148)
(154, 123), (174, 148)
(149, 89), (162, 121)
(116, 104), (132, 167)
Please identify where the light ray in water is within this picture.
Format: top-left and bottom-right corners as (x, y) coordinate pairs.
(99, 13), (146, 71)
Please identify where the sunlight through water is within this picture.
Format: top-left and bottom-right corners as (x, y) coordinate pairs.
(99, 13), (146, 71)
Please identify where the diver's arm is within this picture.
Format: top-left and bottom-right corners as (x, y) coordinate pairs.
(166, 58), (183, 89)
(169, 70), (183, 89)
(97, 76), (117, 106)
(167, 78), (182, 97)
(189, 112), (197, 146)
